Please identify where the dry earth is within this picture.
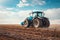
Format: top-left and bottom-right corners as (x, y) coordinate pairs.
(0, 24), (60, 40)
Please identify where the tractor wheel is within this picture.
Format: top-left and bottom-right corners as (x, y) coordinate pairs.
(43, 18), (50, 27)
(33, 18), (42, 28)
(23, 19), (30, 27)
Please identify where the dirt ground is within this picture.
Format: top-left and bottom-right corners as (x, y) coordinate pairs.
(0, 24), (60, 40)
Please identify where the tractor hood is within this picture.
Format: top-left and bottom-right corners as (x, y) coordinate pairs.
(27, 16), (33, 21)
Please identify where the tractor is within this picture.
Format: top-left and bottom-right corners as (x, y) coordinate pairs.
(21, 11), (50, 28)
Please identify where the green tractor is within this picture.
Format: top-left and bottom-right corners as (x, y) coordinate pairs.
(21, 11), (50, 28)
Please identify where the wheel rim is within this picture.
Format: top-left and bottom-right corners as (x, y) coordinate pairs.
(23, 20), (28, 27)
(33, 19), (39, 28)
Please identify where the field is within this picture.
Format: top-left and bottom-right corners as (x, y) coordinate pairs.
(0, 24), (60, 40)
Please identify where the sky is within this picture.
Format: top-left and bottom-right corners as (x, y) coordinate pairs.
(0, 0), (60, 24)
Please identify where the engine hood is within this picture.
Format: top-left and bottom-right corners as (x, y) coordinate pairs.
(27, 16), (33, 21)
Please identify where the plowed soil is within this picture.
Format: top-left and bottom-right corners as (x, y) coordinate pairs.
(0, 24), (60, 40)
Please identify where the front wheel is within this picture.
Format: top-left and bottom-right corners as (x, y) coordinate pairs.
(23, 19), (30, 27)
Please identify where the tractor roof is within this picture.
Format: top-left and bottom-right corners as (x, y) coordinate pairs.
(32, 11), (43, 14)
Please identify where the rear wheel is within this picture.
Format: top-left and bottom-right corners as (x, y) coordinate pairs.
(23, 19), (30, 27)
(43, 18), (50, 27)
(33, 18), (42, 28)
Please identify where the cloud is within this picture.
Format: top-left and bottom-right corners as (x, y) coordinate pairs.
(44, 8), (60, 20)
(0, 10), (17, 24)
(6, 8), (14, 10)
(17, 0), (30, 7)
(0, 7), (60, 24)
(17, 1), (30, 7)
(32, 0), (45, 6)
(17, 0), (46, 7)
(22, 0), (27, 2)
(0, 8), (31, 24)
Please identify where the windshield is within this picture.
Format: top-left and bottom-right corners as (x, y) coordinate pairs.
(32, 12), (44, 17)
(38, 13), (44, 17)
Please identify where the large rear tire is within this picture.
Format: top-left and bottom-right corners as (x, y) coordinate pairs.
(23, 19), (30, 27)
(33, 18), (42, 28)
(43, 18), (50, 27)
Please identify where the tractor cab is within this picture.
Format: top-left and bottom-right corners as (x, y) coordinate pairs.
(28, 11), (45, 21)
(32, 11), (45, 18)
